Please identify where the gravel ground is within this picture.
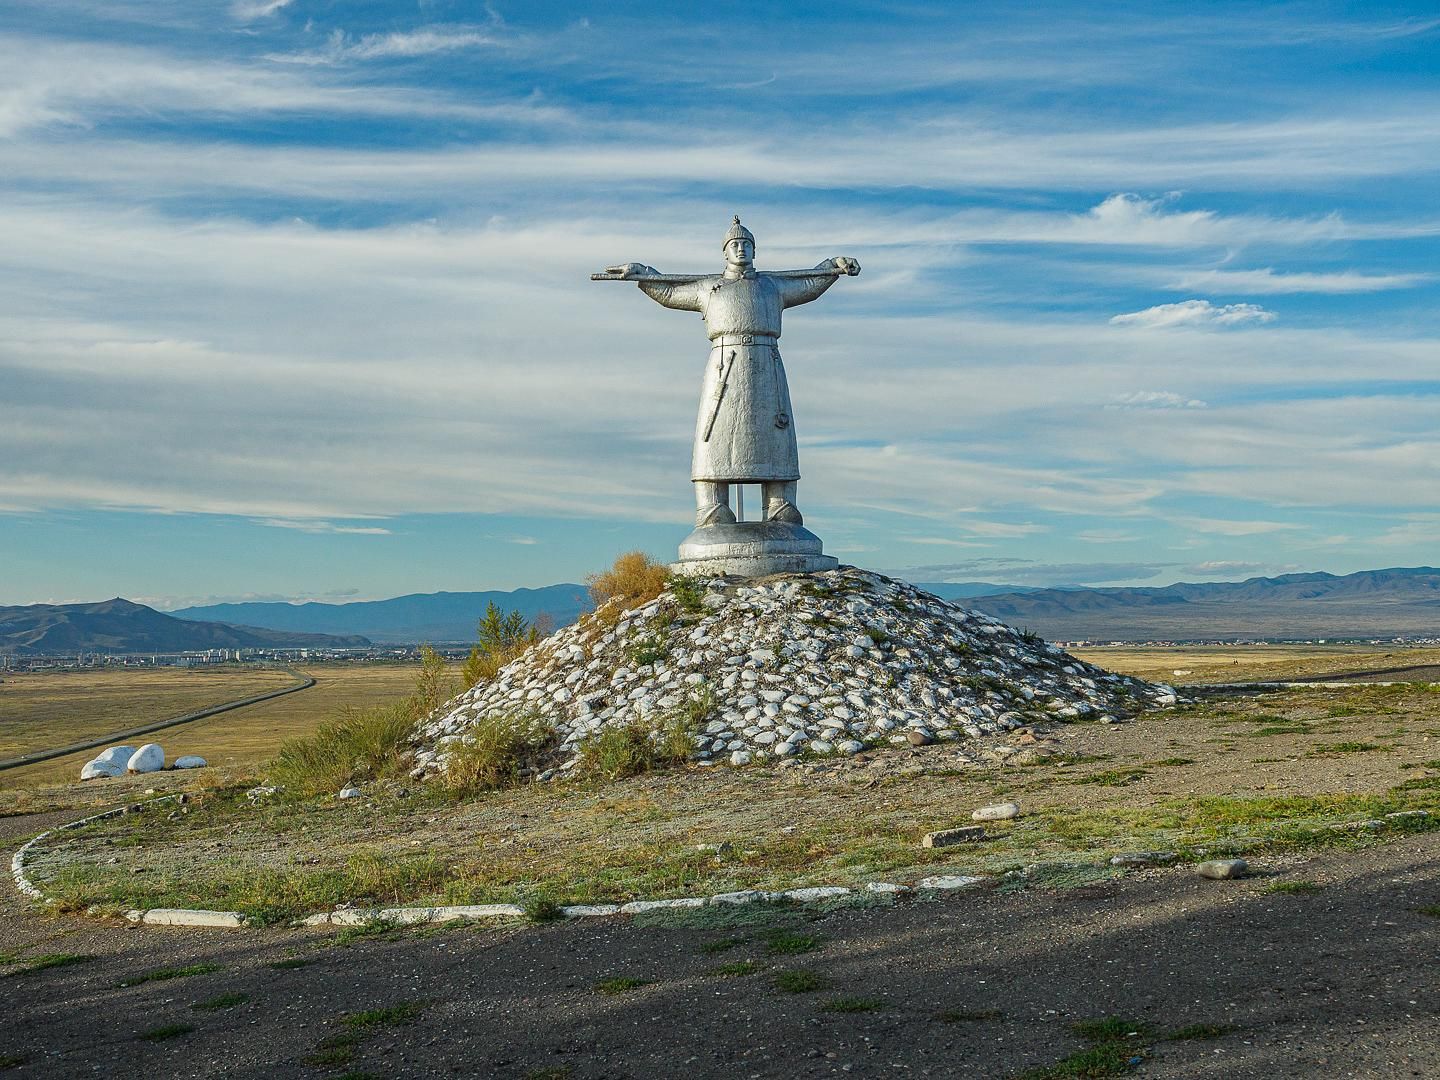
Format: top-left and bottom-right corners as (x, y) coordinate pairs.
(2, 822), (1438, 1079)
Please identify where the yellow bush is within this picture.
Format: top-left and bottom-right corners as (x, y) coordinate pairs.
(586, 551), (670, 621)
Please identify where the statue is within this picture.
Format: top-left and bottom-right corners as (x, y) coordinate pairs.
(593, 217), (860, 577)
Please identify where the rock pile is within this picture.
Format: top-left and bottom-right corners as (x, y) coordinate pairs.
(413, 567), (1176, 781)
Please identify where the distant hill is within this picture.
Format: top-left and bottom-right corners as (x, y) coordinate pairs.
(965, 567), (1440, 641)
(174, 585), (592, 644)
(0, 599), (370, 656)
(912, 581), (1035, 601)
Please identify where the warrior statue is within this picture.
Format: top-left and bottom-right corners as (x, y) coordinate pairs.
(593, 217), (859, 576)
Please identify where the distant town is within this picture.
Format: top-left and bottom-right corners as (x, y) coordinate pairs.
(0, 644), (481, 673)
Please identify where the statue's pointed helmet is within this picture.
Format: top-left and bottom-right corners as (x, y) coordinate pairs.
(723, 215), (755, 250)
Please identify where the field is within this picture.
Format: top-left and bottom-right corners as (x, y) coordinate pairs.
(23, 677), (1440, 921)
(0, 663), (432, 796)
(0, 667), (298, 760)
(1071, 644), (1440, 685)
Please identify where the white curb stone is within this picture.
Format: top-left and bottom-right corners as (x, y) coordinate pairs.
(709, 890), (768, 905)
(562, 904), (622, 918)
(619, 898), (706, 914)
(783, 886), (851, 902)
(864, 882), (909, 895)
(137, 909), (248, 928)
(917, 874), (987, 891)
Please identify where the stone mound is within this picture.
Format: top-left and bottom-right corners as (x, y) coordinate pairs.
(412, 567), (1176, 780)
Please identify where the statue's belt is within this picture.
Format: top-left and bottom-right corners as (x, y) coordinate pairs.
(709, 334), (779, 348)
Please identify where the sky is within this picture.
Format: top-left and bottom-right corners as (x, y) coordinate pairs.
(1, 1), (1438, 609)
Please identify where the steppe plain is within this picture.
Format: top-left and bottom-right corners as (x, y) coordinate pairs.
(1, 647), (1438, 1078)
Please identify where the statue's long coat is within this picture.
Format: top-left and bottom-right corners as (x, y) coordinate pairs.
(640, 269), (837, 482)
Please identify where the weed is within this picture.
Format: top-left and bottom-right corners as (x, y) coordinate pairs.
(1165, 1023), (1232, 1041)
(1308, 742), (1388, 756)
(938, 1008), (1005, 1023)
(822, 996), (886, 1013)
(1414, 904), (1440, 918)
(587, 551), (671, 617)
(268, 957), (313, 969)
(523, 893), (565, 924)
(626, 633), (670, 667)
(137, 1024), (194, 1042)
(438, 709), (553, 792)
(1020, 628), (1044, 646)
(707, 960), (763, 977)
(1074, 768), (1149, 787)
(1248, 724), (1313, 737)
(117, 962), (221, 988)
(699, 936), (747, 954)
(864, 627), (891, 645)
(4, 953), (94, 977)
(763, 930), (824, 956)
(669, 574), (708, 615)
(1264, 881), (1323, 895)
(630, 901), (801, 932)
(304, 1031), (363, 1067)
(0, 1057), (24, 1069)
(594, 976), (652, 995)
(526, 1069), (573, 1080)
(1018, 1016), (1152, 1079)
(343, 1002), (426, 1028)
(575, 701), (700, 781)
(772, 969), (827, 993)
(192, 992), (249, 1011)
(271, 703), (415, 796)
(333, 917), (401, 946)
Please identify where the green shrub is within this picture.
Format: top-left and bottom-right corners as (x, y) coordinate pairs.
(576, 704), (700, 782)
(669, 575), (708, 614)
(438, 710), (553, 793)
(271, 703), (415, 796)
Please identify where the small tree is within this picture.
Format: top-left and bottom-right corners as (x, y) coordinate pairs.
(411, 644), (456, 719)
(461, 602), (544, 688)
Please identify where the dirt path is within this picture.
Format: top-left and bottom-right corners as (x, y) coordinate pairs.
(2, 831), (1437, 1079)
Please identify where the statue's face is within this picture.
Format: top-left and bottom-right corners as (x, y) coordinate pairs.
(725, 238), (754, 268)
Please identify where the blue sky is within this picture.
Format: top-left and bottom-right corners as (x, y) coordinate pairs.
(1, 1), (1438, 608)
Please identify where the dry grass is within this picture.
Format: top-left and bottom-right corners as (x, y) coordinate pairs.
(1071, 645), (1440, 685)
(25, 682), (1440, 921)
(0, 662), (430, 796)
(0, 667), (298, 759)
(585, 552), (671, 625)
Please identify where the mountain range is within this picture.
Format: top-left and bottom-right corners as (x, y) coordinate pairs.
(963, 567), (1440, 641)
(0, 599), (370, 656)
(174, 585), (593, 644)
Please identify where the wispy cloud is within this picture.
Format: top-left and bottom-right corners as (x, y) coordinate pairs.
(1175, 517), (1299, 536)
(269, 24), (510, 65)
(1108, 391), (1208, 409)
(1173, 267), (1431, 294)
(1110, 300), (1276, 329)
(231, 0), (291, 22)
(255, 518), (393, 536)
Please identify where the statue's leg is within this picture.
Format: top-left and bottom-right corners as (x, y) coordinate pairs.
(763, 481), (802, 525)
(695, 481), (736, 527)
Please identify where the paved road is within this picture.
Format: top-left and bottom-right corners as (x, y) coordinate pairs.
(0, 669), (315, 772)
(2, 824), (1437, 1078)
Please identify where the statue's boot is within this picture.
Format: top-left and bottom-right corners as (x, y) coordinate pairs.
(764, 481), (803, 525)
(695, 482), (736, 527)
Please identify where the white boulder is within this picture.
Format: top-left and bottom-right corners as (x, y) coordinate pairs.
(126, 743), (165, 774)
(80, 758), (125, 780)
(173, 755), (207, 769)
(93, 745), (136, 767)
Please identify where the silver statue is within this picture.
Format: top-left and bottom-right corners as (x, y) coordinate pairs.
(594, 217), (860, 530)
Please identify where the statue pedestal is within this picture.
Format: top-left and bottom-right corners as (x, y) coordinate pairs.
(671, 521), (840, 578)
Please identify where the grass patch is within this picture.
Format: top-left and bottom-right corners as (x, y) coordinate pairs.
(526, 1069), (574, 1080)
(669, 574), (707, 615)
(1414, 904), (1440, 918)
(629, 902), (802, 931)
(137, 1023), (194, 1042)
(342, 1001), (426, 1028)
(268, 956), (313, 969)
(304, 1031), (364, 1067)
(271, 703), (416, 797)
(117, 962), (221, 988)
(1147, 758), (1195, 768)
(333, 918), (403, 946)
(707, 960), (763, 977)
(1165, 1023), (1232, 1040)
(762, 930), (824, 956)
(821, 996), (886, 1013)
(4, 953), (94, 977)
(437, 709), (554, 793)
(1308, 742), (1388, 756)
(1018, 1016), (1152, 1079)
(192, 991), (249, 1011)
(523, 893), (565, 924)
(594, 976), (652, 995)
(699, 936), (747, 954)
(1264, 881), (1324, 895)
(938, 1008), (1005, 1022)
(1073, 768), (1149, 787)
(0, 1057), (25, 1070)
(772, 969), (827, 993)
(575, 692), (708, 781)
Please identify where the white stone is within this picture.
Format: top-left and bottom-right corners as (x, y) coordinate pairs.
(80, 759), (125, 780)
(125, 743), (165, 774)
(562, 904), (622, 918)
(730, 750), (753, 766)
(173, 755), (207, 769)
(783, 886), (851, 902)
(864, 882), (910, 895)
(619, 898), (706, 914)
(710, 890), (767, 905)
(971, 802), (1021, 821)
(94, 745), (136, 767)
(338, 786), (362, 799)
(917, 874), (986, 891)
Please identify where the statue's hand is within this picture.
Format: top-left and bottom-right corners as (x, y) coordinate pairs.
(830, 256), (861, 276)
(604, 262), (658, 279)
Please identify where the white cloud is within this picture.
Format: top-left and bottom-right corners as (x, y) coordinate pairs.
(231, 0), (291, 21)
(1110, 300), (1276, 329)
(270, 25), (508, 66)
(1109, 391), (1208, 409)
(253, 519), (394, 535)
(1173, 267), (1431, 294)
(1175, 517), (1299, 536)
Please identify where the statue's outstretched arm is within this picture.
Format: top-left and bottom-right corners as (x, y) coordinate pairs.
(775, 258), (861, 309)
(637, 277), (704, 312)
